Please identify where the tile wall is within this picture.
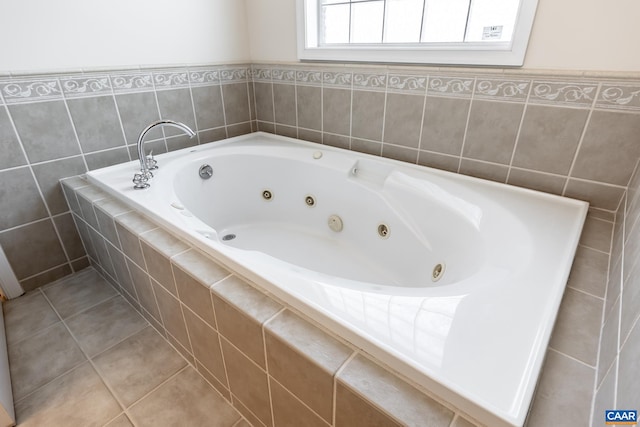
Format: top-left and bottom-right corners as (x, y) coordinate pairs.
(593, 160), (640, 425)
(249, 63), (640, 213)
(0, 65), (255, 291)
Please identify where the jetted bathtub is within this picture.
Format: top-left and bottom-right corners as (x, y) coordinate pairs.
(87, 132), (588, 427)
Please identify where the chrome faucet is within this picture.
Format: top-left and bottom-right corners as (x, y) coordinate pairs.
(132, 120), (196, 189)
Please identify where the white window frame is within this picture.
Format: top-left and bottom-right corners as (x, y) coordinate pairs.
(296, 0), (539, 67)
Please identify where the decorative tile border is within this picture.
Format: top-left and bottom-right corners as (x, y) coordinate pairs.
(153, 70), (190, 89)
(427, 76), (474, 98)
(295, 69), (323, 86)
(220, 66), (249, 84)
(529, 81), (597, 107)
(189, 69), (220, 86)
(387, 74), (427, 94)
(0, 79), (62, 103)
(352, 72), (387, 91)
(474, 78), (530, 101)
(272, 69), (295, 83)
(596, 84), (640, 111)
(110, 73), (154, 93)
(251, 67), (272, 83)
(60, 75), (112, 98)
(323, 71), (352, 88)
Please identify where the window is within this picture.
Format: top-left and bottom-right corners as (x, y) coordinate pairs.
(297, 0), (539, 66)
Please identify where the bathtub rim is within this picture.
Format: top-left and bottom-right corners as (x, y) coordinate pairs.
(85, 131), (589, 427)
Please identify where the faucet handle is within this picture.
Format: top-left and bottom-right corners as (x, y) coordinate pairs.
(133, 172), (151, 190)
(146, 151), (158, 170)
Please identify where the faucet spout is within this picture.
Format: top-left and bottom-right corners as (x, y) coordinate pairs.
(133, 120), (196, 189)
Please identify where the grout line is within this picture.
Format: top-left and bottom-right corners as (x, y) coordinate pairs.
(333, 351), (358, 426)
(261, 306), (285, 427)
(185, 70), (202, 146)
(456, 77), (476, 173)
(218, 76), (230, 140)
(505, 82), (534, 182)
(108, 76), (133, 162)
(269, 375), (332, 426)
(561, 82), (600, 196)
(547, 347), (597, 369)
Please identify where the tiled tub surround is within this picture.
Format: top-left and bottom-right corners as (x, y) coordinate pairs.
(250, 63), (640, 213)
(62, 176), (613, 426)
(593, 159), (640, 425)
(0, 64), (255, 291)
(1, 62), (639, 293)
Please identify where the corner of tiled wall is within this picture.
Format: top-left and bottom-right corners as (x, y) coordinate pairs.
(0, 64), (255, 291)
(593, 157), (640, 426)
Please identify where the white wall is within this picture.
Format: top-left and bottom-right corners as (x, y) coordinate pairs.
(245, 0), (640, 71)
(0, 0), (250, 73)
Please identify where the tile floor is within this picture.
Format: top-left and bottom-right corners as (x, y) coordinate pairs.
(3, 268), (249, 427)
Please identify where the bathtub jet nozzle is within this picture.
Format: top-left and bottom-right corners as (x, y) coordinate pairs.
(328, 215), (343, 232)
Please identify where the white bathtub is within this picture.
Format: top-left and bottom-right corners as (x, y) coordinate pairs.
(88, 132), (587, 427)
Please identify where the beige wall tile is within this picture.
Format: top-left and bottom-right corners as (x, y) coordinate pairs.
(567, 246), (609, 298)
(0, 219), (68, 280)
(526, 351), (594, 427)
(221, 339), (272, 427)
(579, 216), (614, 253)
(127, 260), (162, 323)
(592, 359), (616, 427)
(116, 224), (145, 268)
(297, 85), (322, 131)
(212, 293), (266, 368)
(459, 159), (509, 183)
(172, 249), (230, 286)
(420, 96), (470, 156)
(183, 308), (228, 390)
(351, 138), (381, 156)
(270, 378), (329, 427)
(265, 312), (352, 422)
(507, 168), (566, 195)
(254, 82), (274, 122)
(463, 100), (524, 165)
(173, 266), (216, 328)
(212, 276), (282, 323)
(564, 179), (625, 211)
(418, 151), (460, 173)
(141, 242), (177, 295)
(338, 354), (453, 426)
(153, 282), (191, 352)
(617, 317), (640, 409)
(273, 83), (296, 127)
(597, 298), (620, 387)
(335, 383), (402, 427)
(352, 91), (385, 141)
(549, 288), (603, 366)
(382, 144), (418, 164)
(383, 93), (424, 148)
(572, 110), (640, 186)
(323, 88), (351, 136)
(512, 105), (588, 175)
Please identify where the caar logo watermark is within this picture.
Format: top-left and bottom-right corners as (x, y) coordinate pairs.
(606, 410), (638, 425)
